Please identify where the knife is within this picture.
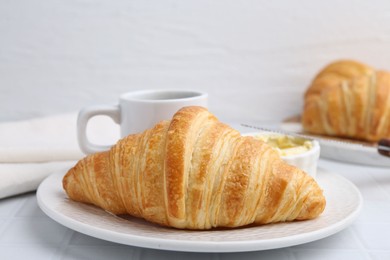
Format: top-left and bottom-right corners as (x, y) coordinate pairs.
(240, 123), (390, 158)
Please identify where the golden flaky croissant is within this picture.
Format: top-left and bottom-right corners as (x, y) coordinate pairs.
(302, 60), (390, 142)
(63, 106), (325, 230)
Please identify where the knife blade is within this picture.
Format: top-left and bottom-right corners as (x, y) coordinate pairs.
(241, 124), (390, 158)
(240, 123), (369, 145)
(241, 123), (375, 147)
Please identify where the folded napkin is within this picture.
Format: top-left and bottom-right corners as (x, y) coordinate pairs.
(0, 161), (76, 199)
(0, 113), (119, 199)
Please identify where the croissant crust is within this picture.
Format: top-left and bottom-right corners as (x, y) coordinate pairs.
(63, 106), (326, 229)
(302, 60), (390, 141)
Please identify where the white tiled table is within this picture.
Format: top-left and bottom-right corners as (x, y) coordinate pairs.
(1, 137), (390, 259)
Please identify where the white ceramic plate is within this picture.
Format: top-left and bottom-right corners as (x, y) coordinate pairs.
(37, 169), (362, 253)
(281, 121), (390, 167)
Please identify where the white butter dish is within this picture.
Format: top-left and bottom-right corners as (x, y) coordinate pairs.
(243, 132), (320, 178)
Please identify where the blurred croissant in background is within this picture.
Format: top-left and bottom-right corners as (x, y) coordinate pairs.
(63, 106), (325, 230)
(302, 60), (390, 142)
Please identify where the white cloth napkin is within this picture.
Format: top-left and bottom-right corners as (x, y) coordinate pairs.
(0, 113), (120, 199)
(0, 161), (76, 199)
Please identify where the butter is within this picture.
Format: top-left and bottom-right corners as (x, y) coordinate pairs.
(254, 134), (313, 157)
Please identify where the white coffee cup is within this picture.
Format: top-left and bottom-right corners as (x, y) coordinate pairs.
(77, 89), (208, 154)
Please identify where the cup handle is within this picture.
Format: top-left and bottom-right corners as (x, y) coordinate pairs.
(77, 105), (120, 154)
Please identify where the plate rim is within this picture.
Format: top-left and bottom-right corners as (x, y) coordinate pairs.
(37, 170), (363, 253)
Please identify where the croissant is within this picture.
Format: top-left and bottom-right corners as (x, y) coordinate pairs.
(302, 60), (390, 142)
(63, 106), (325, 230)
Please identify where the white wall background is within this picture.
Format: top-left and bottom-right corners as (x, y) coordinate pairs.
(1, 0), (390, 123)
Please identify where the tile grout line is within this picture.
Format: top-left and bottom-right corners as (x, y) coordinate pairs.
(211, 253), (221, 260)
(0, 196), (30, 238)
(286, 246), (298, 260)
(374, 183), (390, 202)
(51, 229), (74, 260)
(349, 225), (374, 260)
(365, 172), (390, 201)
